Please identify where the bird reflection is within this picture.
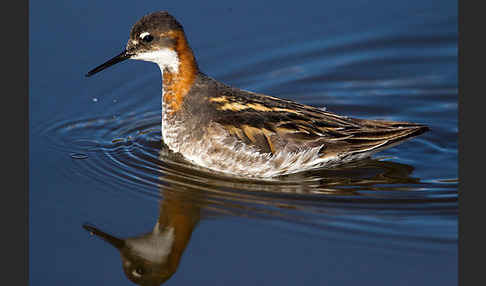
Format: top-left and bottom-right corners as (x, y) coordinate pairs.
(83, 187), (200, 285)
(82, 149), (423, 285)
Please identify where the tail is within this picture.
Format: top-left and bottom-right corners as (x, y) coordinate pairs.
(320, 119), (429, 160)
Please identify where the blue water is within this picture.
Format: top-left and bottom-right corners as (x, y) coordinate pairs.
(30, 0), (457, 285)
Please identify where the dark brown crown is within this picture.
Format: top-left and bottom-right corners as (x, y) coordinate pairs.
(129, 11), (183, 40)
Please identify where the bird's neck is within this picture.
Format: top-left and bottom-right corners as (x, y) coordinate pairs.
(161, 32), (198, 116)
(156, 191), (200, 274)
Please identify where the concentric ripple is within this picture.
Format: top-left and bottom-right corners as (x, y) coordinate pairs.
(37, 28), (457, 252)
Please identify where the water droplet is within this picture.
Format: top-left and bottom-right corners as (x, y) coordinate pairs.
(70, 153), (88, 159)
(92, 98), (98, 102)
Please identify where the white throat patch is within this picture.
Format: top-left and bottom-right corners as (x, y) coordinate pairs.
(126, 227), (175, 263)
(131, 49), (180, 73)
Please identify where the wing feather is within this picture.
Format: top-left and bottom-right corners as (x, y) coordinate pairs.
(205, 87), (428, 157)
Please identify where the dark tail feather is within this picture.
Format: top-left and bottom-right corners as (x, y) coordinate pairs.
(346, 123), (429, 154)
(320, 122), (429, 160)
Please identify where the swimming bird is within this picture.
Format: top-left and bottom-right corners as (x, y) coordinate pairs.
(86, 11), (429, 178)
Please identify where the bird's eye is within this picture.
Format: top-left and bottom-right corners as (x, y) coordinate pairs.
(141, 34), (153, 43)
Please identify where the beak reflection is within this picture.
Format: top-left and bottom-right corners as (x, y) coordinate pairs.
(82, 224), (125, 250)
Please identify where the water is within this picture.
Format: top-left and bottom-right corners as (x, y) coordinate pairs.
(30, 0), (457, 285)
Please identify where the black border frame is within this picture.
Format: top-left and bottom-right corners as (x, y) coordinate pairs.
(3, 0), (28, 285)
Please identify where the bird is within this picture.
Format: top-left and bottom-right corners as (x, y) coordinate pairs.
(86, 11), (429, 178)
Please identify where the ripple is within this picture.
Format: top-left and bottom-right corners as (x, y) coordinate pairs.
(70, 153), (89, 160)
(39, 111), (457, 250)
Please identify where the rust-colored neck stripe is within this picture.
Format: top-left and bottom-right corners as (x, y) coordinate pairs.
(162, 30), (198, 114)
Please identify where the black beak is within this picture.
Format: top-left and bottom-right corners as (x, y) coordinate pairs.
(85, 50), (133, 77)
(83, 224), (126, 250)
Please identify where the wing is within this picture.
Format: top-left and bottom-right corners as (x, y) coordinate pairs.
(205, 87), (428, 158)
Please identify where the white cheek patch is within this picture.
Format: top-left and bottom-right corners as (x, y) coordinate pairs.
(131, 49), (180, 73)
